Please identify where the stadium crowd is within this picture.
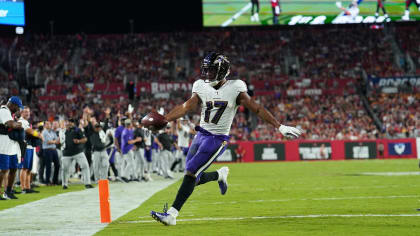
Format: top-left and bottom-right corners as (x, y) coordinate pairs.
(0, 97), (195, 199)
(0, 26), (418, 141)
(0, 25), (419, 199)
(368, 91), (420, 139)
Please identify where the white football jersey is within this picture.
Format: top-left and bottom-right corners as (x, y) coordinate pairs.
(193, 79), (247, 135)
(177, 124), (191, 147)
(346, 6), (359, 20)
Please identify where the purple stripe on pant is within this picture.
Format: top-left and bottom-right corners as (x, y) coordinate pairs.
(185, 126), (229, 183)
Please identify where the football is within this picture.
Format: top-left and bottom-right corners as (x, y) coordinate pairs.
(141, 111), (168, 131)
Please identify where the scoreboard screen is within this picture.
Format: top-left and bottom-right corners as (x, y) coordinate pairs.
(203, 0), (420, 27)
(0, 0), (25, 26)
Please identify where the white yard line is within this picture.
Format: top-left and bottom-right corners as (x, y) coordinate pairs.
(0, 174), (182, 236)
(221, 3), (252, 27)
(361, 172), (420, 176)
(125, 213), (420, 224)
(207, 195), (420, 205)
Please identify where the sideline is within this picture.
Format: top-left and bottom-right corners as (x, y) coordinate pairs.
(0, 175), (181, 236)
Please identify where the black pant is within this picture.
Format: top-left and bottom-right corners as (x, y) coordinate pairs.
(272, 7), (279, 25)
(407, 0), (420, 9)
(251, 0), (259, 15)
(38, 150), (45, 182)
(43, 149), (60, 184)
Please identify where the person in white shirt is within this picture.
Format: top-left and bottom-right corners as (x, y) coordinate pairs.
(18, 107), (42, 194)
(171, 117), (196, 172)
(0, 96), (23, 200)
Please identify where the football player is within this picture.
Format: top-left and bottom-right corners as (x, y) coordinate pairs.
(402, 0), (420, 20)
(271, 0), (281, 25)
(250, 0), (260, 22)
(375, 0), (388, 18)
(150, 52), (302, 226)
(336, 0), (360, 23)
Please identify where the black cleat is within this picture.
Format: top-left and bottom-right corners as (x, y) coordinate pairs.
(3, 191), (18, 200)
(63, 185), (68, 190)
(121, 177), (130, 183)
(85, 184), (94, 189)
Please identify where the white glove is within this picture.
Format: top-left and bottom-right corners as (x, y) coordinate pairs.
(279, 125), (302, 138)
(336, 1), (342, 8)
(128, 104), (134, 114)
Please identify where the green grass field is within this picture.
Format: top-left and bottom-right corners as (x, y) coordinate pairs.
(97, 159), (420, 235)
(203, 0), (420, 26)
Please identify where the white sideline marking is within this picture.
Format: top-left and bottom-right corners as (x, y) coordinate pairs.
(206, 195), (420, 205)
(125, 214), (420, 224)
(221, 3), (252, 27)
(0, 174), (182, 236)
(361, 172), (420, 176)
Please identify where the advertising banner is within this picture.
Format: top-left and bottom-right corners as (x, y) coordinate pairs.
(299, 142), (332, 160)
(388, 142), (413, 156)
(254, 143), (285, 161)
(369, 76), (420, 87)
(345, 142), (377, 159)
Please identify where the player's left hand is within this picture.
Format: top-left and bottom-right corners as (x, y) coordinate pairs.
(279, 125), (303, 138)
(335, 1), (342, 8)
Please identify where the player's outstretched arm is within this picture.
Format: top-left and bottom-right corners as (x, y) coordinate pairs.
(164, 93), (200, 122)
(237, 92), (302, 138)
(237, 92), (281, 128)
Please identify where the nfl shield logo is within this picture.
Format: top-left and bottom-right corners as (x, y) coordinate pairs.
(394, 143), (406, 155)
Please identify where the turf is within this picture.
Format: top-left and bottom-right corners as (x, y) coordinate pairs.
(0, 184), (88, 211)
(97, 159), (420, 235)
(203, 0), (420, 26)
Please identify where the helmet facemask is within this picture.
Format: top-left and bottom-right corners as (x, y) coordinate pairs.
(201, 53), (230, 87)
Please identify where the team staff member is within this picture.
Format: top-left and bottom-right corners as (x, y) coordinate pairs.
(90, 123), (113, 182)
(61, 119), (93, 189)
(155, 124), (179, 179)
(133, 121), (145, 181)
(19, 107), (41, 194)
(41, 121), (60, 185)
(0, 97), (23, 200)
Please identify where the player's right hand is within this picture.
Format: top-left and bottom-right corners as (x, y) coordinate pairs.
(279, 125), (303, 138)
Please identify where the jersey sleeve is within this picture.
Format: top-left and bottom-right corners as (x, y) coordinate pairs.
(192, 80), (202, 94)
(235, 80), (248, 93)
(0, 108), (13, 124)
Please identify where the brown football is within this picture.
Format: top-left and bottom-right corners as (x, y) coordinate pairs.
(141, 111), (168, 130)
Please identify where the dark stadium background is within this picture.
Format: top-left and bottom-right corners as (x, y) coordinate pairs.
(1, 0), (202, 34)
(0, 0), (417, 35)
